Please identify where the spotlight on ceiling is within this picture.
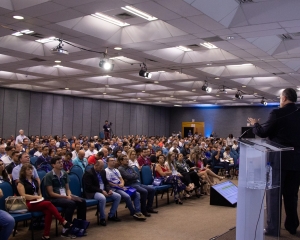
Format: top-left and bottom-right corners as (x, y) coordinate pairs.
(235, 90), (243, 99)
(139, 63), (151, 79)
(261, 97), (268, 106)
(201, 81), (212, 93)
(99, 59), (114, 70)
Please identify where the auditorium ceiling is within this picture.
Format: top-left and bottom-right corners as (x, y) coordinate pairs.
(0, 0), (300, 106)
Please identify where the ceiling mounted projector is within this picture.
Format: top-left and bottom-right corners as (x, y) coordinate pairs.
(51, 39), (69, 55)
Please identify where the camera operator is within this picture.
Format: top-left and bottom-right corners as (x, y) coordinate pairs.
(103, 120), (112, 140)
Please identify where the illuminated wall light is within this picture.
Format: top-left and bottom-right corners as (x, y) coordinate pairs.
(121, 6), (157, 21)
(176, 46), (192, 52)
(215, 77), (220, 80)
(12, 32), (23, 36)
(114, 47), (122, 50)
(200, 42), (218, 49)
(55, 60), (61, 63)
(92, 13), (130, 27)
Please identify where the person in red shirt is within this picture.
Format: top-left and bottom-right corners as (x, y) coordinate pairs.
(88, 152), (104, 165)
(137, 148), (151, 167)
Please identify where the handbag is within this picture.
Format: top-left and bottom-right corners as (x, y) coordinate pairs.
(69, 218), (90, 237)
(152, 177), (164, 186)
(5, 196), (28, 213)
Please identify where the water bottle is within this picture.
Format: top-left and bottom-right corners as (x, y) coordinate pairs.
(266, 162), (272, 189)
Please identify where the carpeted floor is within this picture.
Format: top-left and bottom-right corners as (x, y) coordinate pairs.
(8, 179), (300, 240)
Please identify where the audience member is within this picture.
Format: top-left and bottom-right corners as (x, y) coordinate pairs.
(0, 189), (15, 240)
(72, 150), (88, 171)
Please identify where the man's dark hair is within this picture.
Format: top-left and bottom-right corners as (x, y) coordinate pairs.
(97, 151), (104, 157)
(65, 152), (72, 158)
(42, 145), (49, 150)
(51, 156), (62, 165)
(5, 146), (14, 152)
(12, 151), (20, 156)
(141, 147), (147, 152)
(282, 88), (297, 102)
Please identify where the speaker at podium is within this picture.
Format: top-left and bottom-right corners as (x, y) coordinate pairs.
(210, 181), (238, 207)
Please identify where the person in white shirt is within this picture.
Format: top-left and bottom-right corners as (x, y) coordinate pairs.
(15, 129), (27, 144)
(72, 143), (81, 160)
(0, 146), (15, 166)
(128, 149), (140, 169)
(169, 141), (180, 153)
(85, 143), (98, 159)
(232, 140), (238, 151)
(33, 145), (43, 157)
(226, 134), (235, 147)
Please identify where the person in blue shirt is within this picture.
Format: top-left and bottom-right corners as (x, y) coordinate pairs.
(72, 150), (88, 172)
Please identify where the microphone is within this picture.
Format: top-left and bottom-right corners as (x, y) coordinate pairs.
(239, 108), (299, 139)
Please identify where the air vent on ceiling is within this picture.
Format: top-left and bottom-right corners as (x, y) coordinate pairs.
(30, 33), (44, 38)
(272, 72), (286, 75)
(291, 32), (300, 37)
(201, 36), (223, 43)
(145, 58), (158, 62)
(115, 12), (135, 20)
(280, 34), (293, 40)
(30, 57), (46, 62)
(145, 81), (153, 84)
(236, 0), (253, 3)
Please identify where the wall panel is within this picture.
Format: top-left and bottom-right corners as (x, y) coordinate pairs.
(142, 105), (148, 136)
(130, 104), (137, 135)
(52, 95), (64, 136)
(108, 102), (116, 136)
(72, 98), (83, 136)
(154, 106), (160, 136)
(115, 102), (123, 136)
(136, 105), (143, 135)
(91, 100), (101, 137)
(3, 89), (18, 138)
(122, 103), (130, 136)
(16, 90), (30, 137)
(82, 99), (92, 137)
(41, 94), (53, 136)
(148, 106), (155, 136)
(0, 89), (4, 137)
(160, 107), (166, 136)
(28, 92), (42, 136)
(99, 100), (109, 135)
(62, 96), (74, 137)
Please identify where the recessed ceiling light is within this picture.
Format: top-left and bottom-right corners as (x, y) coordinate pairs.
(215, 77), (220, 80)
(104, 75), (111, 77)
(65, 88), (69, 90)
(242, 85), (246, 87)
(158, 70), (165, 73)
(121, 6), (157, 21)
(109, 56), (123, 59)
(55, 60), (61, 63)
(13, 16), (24, 20)
(12, 32), (23, 36)
(216, 95), (219, 96)
(154, 81), (159, 84)
(92, 13), (130, 27)
(103, 93), (107, 95)
(192, 89), (196, 92)
(176, 46), (192, 52)
(207, 63), (212, 66)
(142, 90), (145, 93)
(53, 65), (63, 68)
(227, 36), (234, 40)
(137, 98), (141, 100)
(174, 105), (182, 107)
(193, 100), (196, 101)
(200, 42), (218, 49)
(228, 63), (253, 67)
(35, 37), (56, 43)
(170, 95), (174, 97)
(114, 47), (122, 50)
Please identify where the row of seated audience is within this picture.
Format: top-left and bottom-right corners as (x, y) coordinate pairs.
(0, 131), (239, 240)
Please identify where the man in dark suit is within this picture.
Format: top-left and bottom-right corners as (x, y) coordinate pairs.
(83, 160), (121, 226)
(248, 88), (300, 235)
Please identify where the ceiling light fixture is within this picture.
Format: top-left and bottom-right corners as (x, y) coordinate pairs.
(53, 65), (63, 68)
(99, 48), (114, 71)
(242, 85), (246, 88)
(154, 81), (159, 84)
(103, 93), (107, 95)
(227, 36), (234, 40)
(139, 63), (151, 78)
(193, 100), (196, 102)
(13, 16), (24, 20)
(174, 105), (182, 107)
(142, 90), (145, 93)
(201, 81), (212, 93)
(235, 90), (243, 99)
(228, 63), (253, 67)
(192, 89), (196, 92)
(206, 63), (212, 66)
(55, 60), (61, 63)
(215, 77), (220, 80)
(158, 70), (165, 73)
(65, 88), (69, 90)
(114, 47), (122, 50)
(35, 37), (56, 43)
(12, 32), (23, 36)
(261, 97), (268, 106)
(200, 42), (218, 49)
(12, 29), (34, 36)
(121, 6), (157, 21)
(176, 46), (192, 52)
(92, 13), (130, 27)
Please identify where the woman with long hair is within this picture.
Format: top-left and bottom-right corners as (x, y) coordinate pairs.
(127, 149), (140, 169)
(155, 154), (191, 204)
(0, 160), (10, 183)
(17, 163), (73, 239)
